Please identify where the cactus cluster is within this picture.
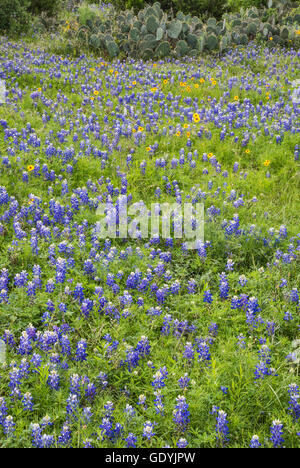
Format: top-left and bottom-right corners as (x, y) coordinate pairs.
(74, 1), (300, 59)
(223, 1), (300, 47)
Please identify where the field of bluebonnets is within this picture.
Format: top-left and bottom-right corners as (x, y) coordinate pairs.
(0, 2), (300, 449)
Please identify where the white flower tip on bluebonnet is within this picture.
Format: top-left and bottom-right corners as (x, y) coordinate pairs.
(272, 419), (282, 426)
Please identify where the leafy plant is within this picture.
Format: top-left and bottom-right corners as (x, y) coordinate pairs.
(29, 0), (61, 16)
(0, 0), (31, 35)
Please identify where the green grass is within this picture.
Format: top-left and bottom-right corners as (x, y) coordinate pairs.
(0, 34), (299, 448)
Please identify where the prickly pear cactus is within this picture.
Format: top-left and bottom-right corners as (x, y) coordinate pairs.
(73, 1), (297, 60)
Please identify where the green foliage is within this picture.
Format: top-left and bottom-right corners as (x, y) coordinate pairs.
(171, 0), (227, 19)
(0, 0), (31, 35)
(29, 0), (61, 16)
(114, 0), (145, 11)
(115, 0), (227, 19)
(226, 0), (267, 12)
(78, 4), (98, 25)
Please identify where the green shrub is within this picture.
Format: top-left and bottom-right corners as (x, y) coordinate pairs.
(226, 0), (267, 12)
(112, 0), (141, 11)
(78, 4), (98, 25)
(0, 0), (31, 35)
(114, 0), (227, 18)
(29, 0), (61, 16)
(171, 0), (227, 19)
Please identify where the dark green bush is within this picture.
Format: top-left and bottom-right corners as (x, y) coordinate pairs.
(114, 0), (269, 17)
(226, 0), (267, 12)
(114, 0), (145, 11)
(29, 0), (61, 16)
(0, 0), (31, 35)
(114, 0), (226, 18)
(171, 0), (227, 19)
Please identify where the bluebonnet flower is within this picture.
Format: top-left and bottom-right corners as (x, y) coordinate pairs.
(249, 435), (261, 448)
(283, 310), (293, 321)
(55, 258), (67, 284)
(39, 434), (55, 448)
(124, 404), (136, 420)
(66, 394), (79, 419)
(30, 423), (42, 447)
(85, 382), (97, 402)
(138, 394), (147, 410)
(266, 321), (276, 336)
(75, 339), (87, 362)
(22, 392), (33, 411)
(2, 329), (15, 348)
(246, 297), (261, 328)
(208, 322), (218, 338)
(73, 283), (84, 302)
(154, 390), (165, 415)
(237, 334), (246, 349)
(183, 342), (195, 363)
(143, 421), (156, 440)
(125, 433), (137, 448)
(83, 407), (93, 422)
(135, 336), (151, 357)
(15, 271), (28, 288)
(287, 384), (300, 421)
(254, 361), (270, 380)
(83, 439), (94, 448)
(231, 296), (241, 310)
(258, 345), (271, 364)
(30, 353), (42, 369)
(178, 373), (190, 390)
(187, 278), (197, 294)
(173, 395), (190, 432)
(47, 370), (60, 390)
(203, 290), (213, 304)
(60, 335), (71, 356)
(219, 273), (230, 300)
(286, 352), (297, 363)
(50, 353), (61, 365)
(270, 420), (284, 448)
(226, 259), (235, 271)
(58, 424), (72, 447)
(0, 397), (8, 425)
(40, 415), (52, 430)
(104, 401), (115, 420)
(3, 415), (15, 437)
(98, 371), (108, 389)
(161, 314), (173, 335)
(0, 289), (9, 303)
(177, 438), (188, 448)
(152, 367), (168, 389)
(214, 409), (229, 447)
(9, 367), (22, 391)
(279, 279), (287, 288)
(238, 275), (247, 286)
(290, 288), (299, 303)
(196, 340), (211, 364)
(17, 331), (33, 356)
(124, 346), (140, 372)
(19, 359), (30, 378)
